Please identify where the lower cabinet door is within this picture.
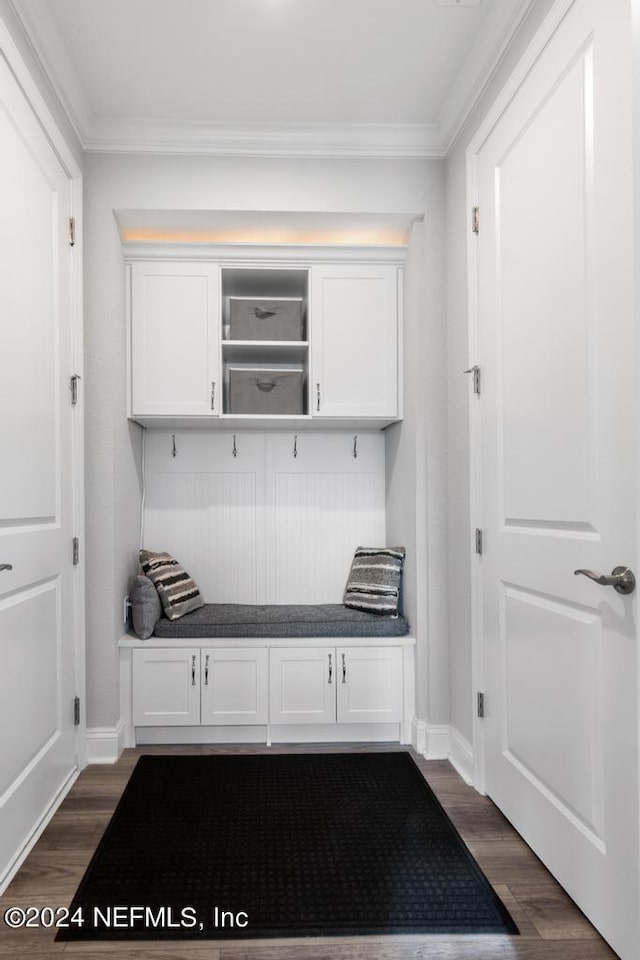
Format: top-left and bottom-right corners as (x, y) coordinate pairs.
(133, 648), (200, 725)
(200, 648), (269, 725)
(336, 646), (403, 723)
(270, 647), (336, 724)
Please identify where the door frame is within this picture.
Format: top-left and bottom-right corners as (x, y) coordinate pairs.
(0, 16), (85, 885)
(465, 0), (578, 795)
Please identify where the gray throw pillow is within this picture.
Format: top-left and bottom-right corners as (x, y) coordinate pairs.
(344, 546), (406, 617)
(139, 549), (204, 621)
(129, 574), (162, 639)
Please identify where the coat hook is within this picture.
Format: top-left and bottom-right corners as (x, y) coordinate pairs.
(293, 435), (298, 458)
(171, 434), (177, 458)
(353, 435), (358, 459)
(232, 434), (238, 458)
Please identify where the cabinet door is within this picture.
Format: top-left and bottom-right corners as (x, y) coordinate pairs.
(200, 649), (268, 725)
(310, 264), (398, 418)
(133, 648), (200, 725)
(337, 646), (403, 723)
(131, 262), (220, 416)
(269, 647), (335, 724)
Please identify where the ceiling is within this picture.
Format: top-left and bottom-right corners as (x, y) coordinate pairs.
(13, 0), (532, 157)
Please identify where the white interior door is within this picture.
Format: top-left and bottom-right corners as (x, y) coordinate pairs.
(0, 55), (78, 887)
(474, 1), (638, 956)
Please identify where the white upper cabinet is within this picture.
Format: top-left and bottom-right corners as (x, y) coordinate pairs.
(128, 256), (401, 425)
(310, 264), (399, 419)
(130, 261), (220, 417)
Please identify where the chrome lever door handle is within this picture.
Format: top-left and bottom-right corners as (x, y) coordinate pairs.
(574, 566), (636, 595)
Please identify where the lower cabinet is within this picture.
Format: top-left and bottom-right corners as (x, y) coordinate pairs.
(269, 646), (403, 725)
(130, 642), (408, 737)
(133, 647), (268, 726)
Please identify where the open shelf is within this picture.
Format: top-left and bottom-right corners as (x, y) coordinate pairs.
(222, 340), (309, 365)
(221, 267), (310, 416)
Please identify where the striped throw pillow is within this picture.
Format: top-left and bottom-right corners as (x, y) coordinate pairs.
(343, 547), (405, 616)
(139, 550), (204, 621)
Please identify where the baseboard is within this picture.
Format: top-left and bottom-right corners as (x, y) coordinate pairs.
(411, 717), (428, 754)
(449, 726), (474, 784)
(412, 718), (475, 779)
(86, 720), (126, 764)
(412, 718), (450, 759)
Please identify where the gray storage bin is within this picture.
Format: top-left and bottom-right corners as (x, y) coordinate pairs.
(228, 298), (304, 341)
(228, 366), (305, 415)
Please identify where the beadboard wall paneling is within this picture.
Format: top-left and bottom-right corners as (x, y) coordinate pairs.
(142, 430), (385, 605)
(143, 432), (265, 603)
(266, 432), (384, 603)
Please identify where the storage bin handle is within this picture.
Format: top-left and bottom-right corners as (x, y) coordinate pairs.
(254, 306), (276, 320)
(256, 379), (276, 392)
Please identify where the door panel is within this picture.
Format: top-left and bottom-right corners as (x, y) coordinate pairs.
(501, 586), (603, 840)
(498, 51), (595, 526)
(269, 647), (335, 724)
(201, 649), (268, 725)
(337, 647), (402, 723)
(310, 265), (397, 418)
(0, 55), (77, 887)
(475, 1), (637, 955)
(133, 649), (200, 726)
(131, 262), (220, 417)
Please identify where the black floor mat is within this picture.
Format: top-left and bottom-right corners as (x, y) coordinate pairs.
(57, 751), (518, 940)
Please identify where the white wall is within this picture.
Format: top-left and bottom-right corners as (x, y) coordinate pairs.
(84, 152), (445, 728)
(445, 0), (557, 745)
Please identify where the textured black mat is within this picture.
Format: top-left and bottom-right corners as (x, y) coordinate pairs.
(58, 752), (518, 940)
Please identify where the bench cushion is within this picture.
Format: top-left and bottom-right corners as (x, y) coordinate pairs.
(152, 603), (410, 639)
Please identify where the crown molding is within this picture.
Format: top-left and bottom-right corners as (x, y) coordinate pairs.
(120, 241), (407, 263)
(10, 0), (537, 160)
(9, 0), (92, 145)
(437, 0), (535, 153)
(83, 118), (443, 159)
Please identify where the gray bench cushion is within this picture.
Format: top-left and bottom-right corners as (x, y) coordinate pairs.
(152, 603), (409, 639)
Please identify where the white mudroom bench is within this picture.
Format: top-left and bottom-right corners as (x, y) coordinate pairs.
(118, 603), (415, 750)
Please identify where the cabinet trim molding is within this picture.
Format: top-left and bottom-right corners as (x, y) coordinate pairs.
(123, 244), (406, 265)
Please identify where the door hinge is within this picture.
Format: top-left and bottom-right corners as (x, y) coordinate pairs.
(477, 692), (485, 718)
(69, 216), (76, 247)
(472, 206), (480, 234)
(72, 536), (79, 566)
(74, 696), (80, 726)
(464, 364), (481, 395)
(475, 528), (483, 555)
(70, 374), (81, 405)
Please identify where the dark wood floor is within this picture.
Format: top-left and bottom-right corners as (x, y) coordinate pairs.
(0, 744), (618, 959)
